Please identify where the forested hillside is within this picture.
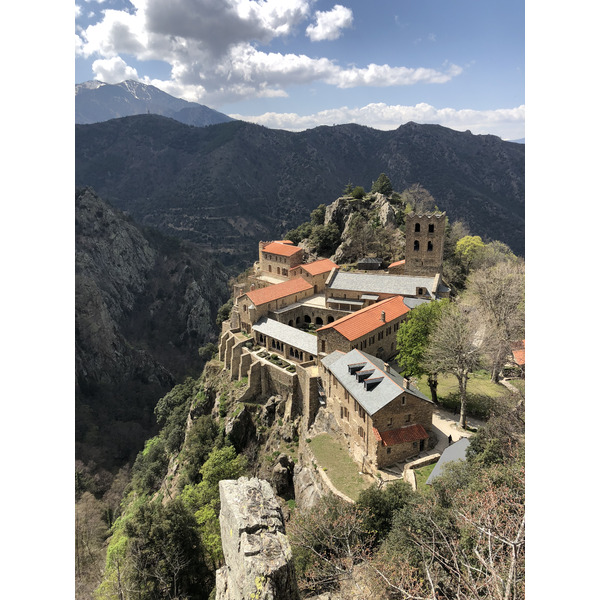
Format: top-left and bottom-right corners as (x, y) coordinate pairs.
(75, 117), (524, 266)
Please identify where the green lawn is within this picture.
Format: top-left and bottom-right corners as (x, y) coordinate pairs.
(307, 433), (372, 501)
(416, 370), (506, 400)
(413, 463), (436, 493)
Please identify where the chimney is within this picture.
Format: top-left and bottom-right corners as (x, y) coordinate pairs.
(403, 377), (410, 389)
(381, 311), (386, 322)
(384, 363), (390, 373)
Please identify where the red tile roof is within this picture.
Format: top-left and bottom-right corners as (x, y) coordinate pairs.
(373, 424), (428, 446)
(317, 295), (410, 341)
(511, 339), (525, 366)
(291, 258), (338, 276)
(388, 260), (405, 268)
(245, 277), (313, 306)
(262, 241), (303, 257)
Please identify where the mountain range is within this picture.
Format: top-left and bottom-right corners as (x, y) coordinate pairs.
(75, 80), (235, 127)
(76, 115), (525, 265)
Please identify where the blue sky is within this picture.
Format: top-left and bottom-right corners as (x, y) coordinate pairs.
(75, 0), (524, 139)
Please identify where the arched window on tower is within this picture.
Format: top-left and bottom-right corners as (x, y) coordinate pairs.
(414, 240), (420, 251)
(427, 241), (433, 251)
(429, 223), (435, 233)
(414, 223), (421, 232)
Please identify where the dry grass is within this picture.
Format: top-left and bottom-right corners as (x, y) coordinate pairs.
(308, 433), (373, 501)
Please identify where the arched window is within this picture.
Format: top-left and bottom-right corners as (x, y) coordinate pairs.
(327, 315), (335, 324)
(415, 222), (420, 232)
(427, 241), (433, 251)
(304, 315), (311, 323)
(316, 317), (323, 326)
(429, 223), (435, 233)
(414, 240), (420, 251)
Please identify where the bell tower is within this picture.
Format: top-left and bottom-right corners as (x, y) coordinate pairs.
(404, 212), (446, 277)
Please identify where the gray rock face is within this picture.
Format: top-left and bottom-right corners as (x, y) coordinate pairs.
(271, 454), (295, 500)
(225, 406), (256, 452)
(216, 478), (299, 600)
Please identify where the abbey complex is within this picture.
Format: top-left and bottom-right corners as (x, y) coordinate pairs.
(219, 212), (450, 473)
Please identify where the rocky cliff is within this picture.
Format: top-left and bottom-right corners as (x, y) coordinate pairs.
(75, 188), (231, 468)
(216, 477), (300, 600)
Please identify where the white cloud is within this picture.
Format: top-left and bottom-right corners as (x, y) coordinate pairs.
(306, 4), (353, 41)
(92, 56), (140, 83)
(229, 103), (526, 140)
(75, 5), (82, 18)
(76, 0), (462, 105)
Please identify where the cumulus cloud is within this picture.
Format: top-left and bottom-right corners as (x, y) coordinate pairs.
(76, 0), (462, 105)
(92, 56), (140, 83)
(229, 103), (525, 140)
(306, 4), (353, 41)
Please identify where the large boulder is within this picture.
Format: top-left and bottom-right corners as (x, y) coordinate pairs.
(216, 477), (300, 600)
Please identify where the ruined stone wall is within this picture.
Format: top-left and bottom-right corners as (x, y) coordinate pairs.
(216, 478), (300, 600)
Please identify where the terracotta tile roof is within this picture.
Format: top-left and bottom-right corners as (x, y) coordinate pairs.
(317, 295), (410, 341)
(388, 260), (405, 268)
(372, 424), (428, 446)
(245, 277), (313, 306)
(511, 339), (525, 366)
(291, 258), (338, 276)
(262, 241), (303, 257)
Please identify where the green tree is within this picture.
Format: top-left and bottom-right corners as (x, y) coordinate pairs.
(130, 437), (168, 494)
(181, 445), (248, 567)
(351, 185), (366, 199)
(310, 203), (327, 226)
(424, 301), (483, 428)
(455, 235), (486, 269)
(343, 181), (354, 195)
(215, 298), (233, 327)
(123, 498), (210, 600)
(371, 173), (393, 196)
(308, 223), (341, 256)
(356, 480), (413, 543)
(395, 299), (448, 403)
(286, 221), (313, 245)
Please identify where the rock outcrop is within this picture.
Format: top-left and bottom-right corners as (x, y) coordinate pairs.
(216, 477), (300, 600)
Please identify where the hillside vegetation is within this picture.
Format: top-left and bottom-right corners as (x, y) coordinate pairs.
(76, 117), (524, 267)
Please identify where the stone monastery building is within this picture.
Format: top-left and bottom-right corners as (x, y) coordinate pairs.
(220, 212), (449, 475)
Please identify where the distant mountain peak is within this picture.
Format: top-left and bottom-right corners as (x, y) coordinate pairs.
(75, 79), (235, 127)
(75, 80), (107, 94)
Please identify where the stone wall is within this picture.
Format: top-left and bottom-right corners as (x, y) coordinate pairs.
(216, 477), (300, 600)
(317, 317), (403, 360)
(404, 212), (446, 277)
